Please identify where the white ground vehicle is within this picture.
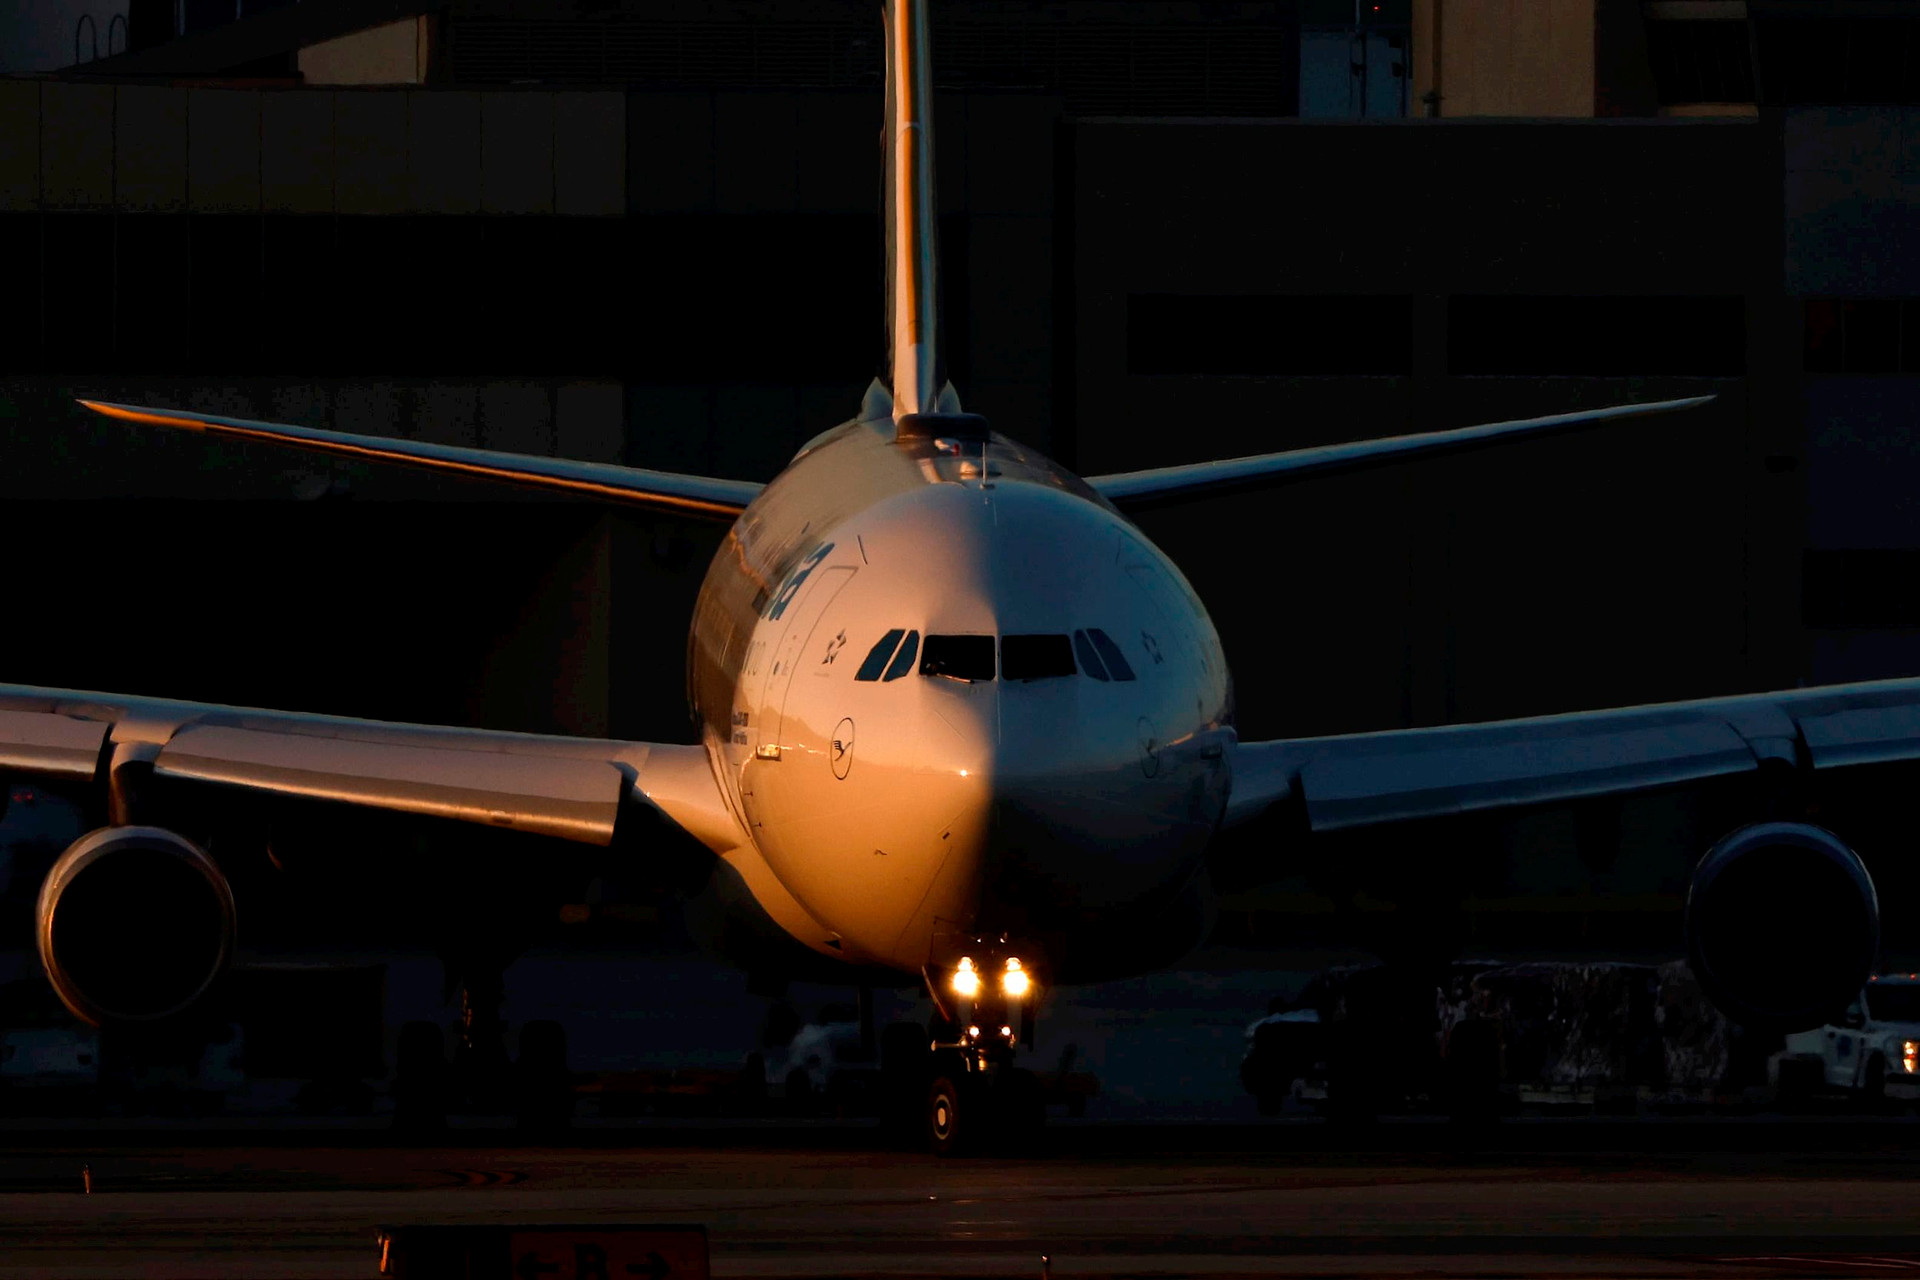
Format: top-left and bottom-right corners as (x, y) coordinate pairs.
(1774, 975), (1920, 1106)
(765, 1005), (878, 1110)
(1240, 1007), (1326, 1115)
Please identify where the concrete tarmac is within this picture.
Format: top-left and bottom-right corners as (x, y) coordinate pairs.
(7, 1122), (1920, 1279)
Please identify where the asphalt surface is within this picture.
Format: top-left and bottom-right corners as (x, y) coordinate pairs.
(9, 1122), (1920, 1279)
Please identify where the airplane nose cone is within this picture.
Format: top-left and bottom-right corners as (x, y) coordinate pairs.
(922, 678), (997, 781)
(881, 679), (998, 960)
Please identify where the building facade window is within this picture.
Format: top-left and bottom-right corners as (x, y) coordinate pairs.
(1128, 294), (1414, 376)
(1804, 300), (1920, 375)
(1755, 15), (1920, 103)
(1299, 0), (1411, 118)
(1646, 19), (1757, 106)
(1448, 296), (1745, 376)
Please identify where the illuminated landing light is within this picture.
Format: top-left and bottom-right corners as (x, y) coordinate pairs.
(967, 1025), (981, 1040)
(952, 956), (981, 998)
(958, 769), (969, 777)
(1905, 1040), (1918, 1074)
(1000, 1025), (1013, 1038)
(1002, 957), (1031, 998)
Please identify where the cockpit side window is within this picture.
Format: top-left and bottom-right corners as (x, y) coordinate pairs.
(882, 630), (920, 681)
(921, 634), (996, 681)
(1002, 634), (1075, 681)
(856, 629), (905, 681)
(1087, 628), (1136, 681)
(1073, 630), (1109, 681)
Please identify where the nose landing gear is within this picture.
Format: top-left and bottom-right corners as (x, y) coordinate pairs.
(919, 946), (1043, 1155)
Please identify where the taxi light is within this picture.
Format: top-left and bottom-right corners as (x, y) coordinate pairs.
(967, 1025), (980, 1039)
(952, 957), (981, 998)
(1002, 957), (1031, 998)
(1904, 1040), (1918, 1074)
(1000, 1025), (1013, 1038)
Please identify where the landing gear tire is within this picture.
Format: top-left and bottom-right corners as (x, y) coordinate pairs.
(927, 1074), (976, 1157)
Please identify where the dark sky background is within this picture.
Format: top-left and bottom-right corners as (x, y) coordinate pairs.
(3, 1), (128, 74)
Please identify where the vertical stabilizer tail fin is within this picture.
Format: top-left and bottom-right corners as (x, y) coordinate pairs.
(883, 0), (943, 423)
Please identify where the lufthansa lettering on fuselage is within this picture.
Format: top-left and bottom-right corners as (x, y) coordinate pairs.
(764, 542), (835, 621)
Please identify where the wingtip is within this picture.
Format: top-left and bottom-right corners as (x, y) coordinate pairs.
(1627, 393), (1716, 417)
(74, 399), (209, 431)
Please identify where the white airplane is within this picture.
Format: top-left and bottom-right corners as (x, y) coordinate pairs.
(2, 0), (1909, 1152)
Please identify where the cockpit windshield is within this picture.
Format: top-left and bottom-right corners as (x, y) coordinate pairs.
(1085, 628), (1136, 681)
(855, 629), (906, 681)
(883, 631), (919, 680)
(855, 630), (920, 681)
(854, 629), (1131, 684)
(921, 635), (996, 681)
(1074, 631), (1108, 681)
(1002, 634), (1075, 681)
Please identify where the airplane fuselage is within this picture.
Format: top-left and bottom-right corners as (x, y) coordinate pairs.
(687, 412), (1236, 985)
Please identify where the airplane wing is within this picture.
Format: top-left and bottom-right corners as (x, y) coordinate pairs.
(1223, 676), (1920, 836)
(0, 683), (746, 855)
(1086, 396), (1715, 512)
(77, 401), (762, 522)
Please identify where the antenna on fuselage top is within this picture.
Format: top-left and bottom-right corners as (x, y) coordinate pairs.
(883, 0), (944, 425)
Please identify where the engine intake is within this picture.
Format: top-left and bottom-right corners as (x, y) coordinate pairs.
(1685, 821), (1878, 1032)
(36, 826), (236, 1026)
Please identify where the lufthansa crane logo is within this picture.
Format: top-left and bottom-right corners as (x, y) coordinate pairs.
(831, 717), (855, 780)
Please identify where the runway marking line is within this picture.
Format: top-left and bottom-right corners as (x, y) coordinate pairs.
(1714, 1258), (1920, 1270)
(440, 1168), (530, 1188)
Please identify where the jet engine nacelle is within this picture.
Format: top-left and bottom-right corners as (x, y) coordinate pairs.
(36, 826), (236, 1026)
(1685, 821), (1878, 1032)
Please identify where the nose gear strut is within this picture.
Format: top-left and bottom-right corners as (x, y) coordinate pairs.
(918, 938), (1045, 1155)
